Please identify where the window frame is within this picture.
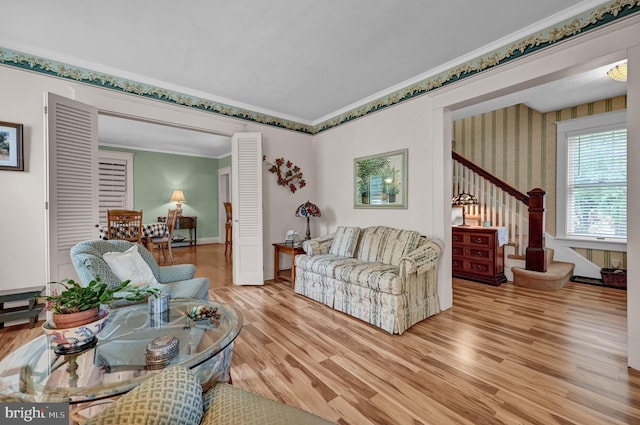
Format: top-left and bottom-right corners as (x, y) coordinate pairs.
(556, 110), (627, 249)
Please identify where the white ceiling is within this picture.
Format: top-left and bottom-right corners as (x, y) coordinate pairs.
(98, 115), (232, 158)
(2, 0), (625, 157)
(452, 61), (628, 120)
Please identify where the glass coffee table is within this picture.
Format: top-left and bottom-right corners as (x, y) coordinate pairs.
(0, 298), (242, 403)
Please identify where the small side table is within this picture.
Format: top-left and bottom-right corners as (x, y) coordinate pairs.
(0, 286), (45, 329)
(158, 215), (197, 246)
(273, 243), (305, 284)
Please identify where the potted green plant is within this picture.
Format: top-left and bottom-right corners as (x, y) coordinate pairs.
(45, 276), (159, 328)
(387, 183), (400, 203)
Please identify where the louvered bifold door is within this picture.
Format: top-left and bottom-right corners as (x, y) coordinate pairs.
(232, 132), (264, 285)
(46, 92), (99, 282)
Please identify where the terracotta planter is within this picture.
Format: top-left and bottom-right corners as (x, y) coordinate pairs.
(52, 307), (100, 329)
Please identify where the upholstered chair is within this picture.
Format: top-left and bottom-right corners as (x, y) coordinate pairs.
(83, 366), (335, 425)
(70, 240), (209, 300)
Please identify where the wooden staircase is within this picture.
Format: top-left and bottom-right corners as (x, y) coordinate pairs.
(453, 152), (574, 290)
(512, 248), (574, 290)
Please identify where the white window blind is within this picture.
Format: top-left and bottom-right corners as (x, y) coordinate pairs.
(556, 110), (627, 245)
(98, 151), (134, 226)
(98, 158), (127, 226)
(567, 128), (627, 240)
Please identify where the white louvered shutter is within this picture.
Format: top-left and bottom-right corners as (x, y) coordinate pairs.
(46, 92), (98, 282)
(98, 152), (133, 226)
(232, 132), (264, 284)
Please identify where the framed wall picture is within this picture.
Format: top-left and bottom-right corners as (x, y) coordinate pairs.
(354, 149), (407, 209)
(0, 121), (24, 171)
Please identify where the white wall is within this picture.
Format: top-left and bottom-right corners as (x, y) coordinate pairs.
(312, 96), (453, 307)
(0, 66), (68, 290)
(244, 122), (314, 279)
(627, 44), (640, 369)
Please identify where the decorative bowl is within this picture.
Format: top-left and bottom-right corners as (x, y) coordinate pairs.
(185, 305), (220, 321)
(42, 309), (110, 346)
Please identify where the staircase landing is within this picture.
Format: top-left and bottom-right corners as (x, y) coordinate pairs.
(512, 262), (575, 290)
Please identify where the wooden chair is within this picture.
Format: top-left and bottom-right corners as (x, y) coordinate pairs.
(106, 210), (143, 244)
(223, 202), (232, 255)
(148, 209), (178, 264)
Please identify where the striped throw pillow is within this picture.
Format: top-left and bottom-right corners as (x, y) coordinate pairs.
(329, 226), (361, 257)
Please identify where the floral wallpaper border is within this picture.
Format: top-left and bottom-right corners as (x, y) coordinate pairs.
(0, 0), (638, 135)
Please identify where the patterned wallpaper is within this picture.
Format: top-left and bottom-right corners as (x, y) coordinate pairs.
(453, 96), (627, 269)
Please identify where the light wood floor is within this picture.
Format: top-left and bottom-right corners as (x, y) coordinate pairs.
(1, 243), (638, 424)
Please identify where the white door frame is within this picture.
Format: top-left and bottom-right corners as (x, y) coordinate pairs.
(218, 166), (231, 243)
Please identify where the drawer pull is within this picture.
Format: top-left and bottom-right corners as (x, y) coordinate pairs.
(474, 238), (483, 243)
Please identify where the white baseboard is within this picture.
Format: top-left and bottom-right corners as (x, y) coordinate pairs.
(196, 237), (219, 245)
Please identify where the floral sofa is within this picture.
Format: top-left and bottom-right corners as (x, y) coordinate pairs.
(294, 226), (442, 334)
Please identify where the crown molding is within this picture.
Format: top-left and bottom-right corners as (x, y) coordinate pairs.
(0, 0), (637, 135)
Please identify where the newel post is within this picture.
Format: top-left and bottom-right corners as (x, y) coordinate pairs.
(526, 188), (546, 272)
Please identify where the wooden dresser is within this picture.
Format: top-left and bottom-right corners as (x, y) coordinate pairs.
(452, 226), (506, 286)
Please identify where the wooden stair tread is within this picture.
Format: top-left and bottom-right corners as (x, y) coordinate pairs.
(512, 261), (574, 291)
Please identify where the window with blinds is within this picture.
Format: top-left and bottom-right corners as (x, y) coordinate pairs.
(98, 151), (134, 226)
(567, 129), (627, 240)
(556, 109), (627, 244)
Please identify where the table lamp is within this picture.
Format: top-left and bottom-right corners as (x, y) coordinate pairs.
(295, 201), (321, 240)
(170, 190), (186, 216)
(451, 192), (478, 226)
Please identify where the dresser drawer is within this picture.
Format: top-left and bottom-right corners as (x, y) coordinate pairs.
(468, 233), (494, 246)
(452, 257), (465, 271)
(468, 260), (493, 276)
(452, 246), (464, 256)
(468, 248), (491, 259)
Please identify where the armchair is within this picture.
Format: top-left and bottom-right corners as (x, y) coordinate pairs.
(0, 367), (335, 424)
(84, 366), (335, 425)
(70, 240), (209, 300)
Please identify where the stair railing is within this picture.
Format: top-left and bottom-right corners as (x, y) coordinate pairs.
(452, 152), (545, 268)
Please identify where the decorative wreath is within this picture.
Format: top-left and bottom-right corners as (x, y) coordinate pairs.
(263, 156), (306, 193)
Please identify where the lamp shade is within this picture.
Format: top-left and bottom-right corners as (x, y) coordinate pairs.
(295, 201), (321, 218)
(452, 192), (478, 226)
(296, 201), (321, 240)
(451, 192), (478, 206)
(170, 190), (186, 203)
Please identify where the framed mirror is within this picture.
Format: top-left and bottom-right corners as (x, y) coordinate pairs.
(354, 149), (407, 209)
